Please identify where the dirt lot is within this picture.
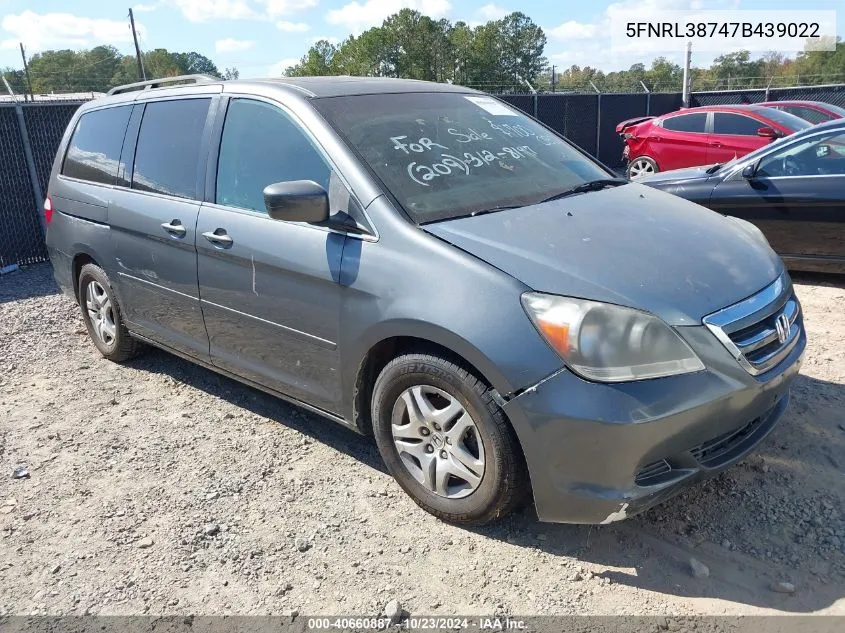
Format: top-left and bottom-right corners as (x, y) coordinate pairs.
(1, 263), (843, 617)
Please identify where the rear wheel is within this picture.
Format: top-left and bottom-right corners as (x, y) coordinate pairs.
(627, 156), (658, 179)
(78, 263), (141, 362)
(371, 353), (529, 525)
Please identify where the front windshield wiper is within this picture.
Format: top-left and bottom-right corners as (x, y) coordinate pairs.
(464, 178), (628, 219)
(705, 163), (724, 174)
(538, 178), (628, 204)
(469, 205), (522, 218)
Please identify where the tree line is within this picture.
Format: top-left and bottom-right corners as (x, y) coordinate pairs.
(287, 8), (845, 93)
(286, 10), (547, 92)
(2, 46), (239, 95)
(559, 46), (845, 93)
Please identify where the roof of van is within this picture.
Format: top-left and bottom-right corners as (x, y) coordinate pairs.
(232, 76), (480, 97)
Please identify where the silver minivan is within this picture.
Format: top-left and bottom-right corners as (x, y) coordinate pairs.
(46, 75), (805, 525)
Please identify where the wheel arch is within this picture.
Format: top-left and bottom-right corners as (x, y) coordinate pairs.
(71, 247), (104, 302)
(348, 323), (514, 437)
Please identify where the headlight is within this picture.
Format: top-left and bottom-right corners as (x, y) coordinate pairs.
(521, 293), (704, 382)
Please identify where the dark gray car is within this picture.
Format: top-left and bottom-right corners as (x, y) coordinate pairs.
(45, 75), (805, 525)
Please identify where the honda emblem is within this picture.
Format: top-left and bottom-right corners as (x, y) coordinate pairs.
(775, 313), (791, 344)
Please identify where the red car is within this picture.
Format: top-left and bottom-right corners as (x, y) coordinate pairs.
(618, 105), (811, 179)
(758, 100), (845, 124)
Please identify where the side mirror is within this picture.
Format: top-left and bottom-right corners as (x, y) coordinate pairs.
(741, 163), (757, 179)
(263, 180), (329, 223)
(757, 126), (778, 139)
(816, 144), (831, 158)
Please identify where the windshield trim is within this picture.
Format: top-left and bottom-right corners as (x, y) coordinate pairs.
(311, 92), (617, 225)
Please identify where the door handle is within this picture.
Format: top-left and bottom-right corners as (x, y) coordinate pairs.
(709, 142), (722, 147)
(202, 229), (233, 246)
(161, 220), (187, 236)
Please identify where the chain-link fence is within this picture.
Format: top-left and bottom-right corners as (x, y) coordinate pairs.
(1, 84), (844, 268)
(691, 83), (845, 107)
(0, 100), (84, 269)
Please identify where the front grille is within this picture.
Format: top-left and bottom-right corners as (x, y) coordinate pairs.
(703, 274), (801, 375)
(690, 414), (766, 468)
(634, 459), (672, 485)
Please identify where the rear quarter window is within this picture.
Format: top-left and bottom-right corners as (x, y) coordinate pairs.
(61, 106), (132, 185)
(661, 113), (707, 133)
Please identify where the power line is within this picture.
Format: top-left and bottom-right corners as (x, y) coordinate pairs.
(129, 8), (146, 81)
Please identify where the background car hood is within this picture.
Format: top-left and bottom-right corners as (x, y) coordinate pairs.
(423, 183), (782, 325)
(637, 165), (715, 184)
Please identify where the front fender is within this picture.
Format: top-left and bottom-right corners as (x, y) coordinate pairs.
(352, 318), (517, 397)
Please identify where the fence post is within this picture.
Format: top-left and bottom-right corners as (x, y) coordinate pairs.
(533, 93), (538, 119)
(590, 82), (601, 162)
(640, 80), (651, 116)
(13, 100), (46, 236)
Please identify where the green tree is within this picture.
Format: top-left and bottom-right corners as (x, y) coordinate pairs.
(286, 40), (337, 76)
(708, 50), (765, 89)
(644, 57), (683, 91)
(286, 8), (546, 91)
(498, 12), (547, 89)
(1, 67), (28, 95)
(171, 51), (220, 76)
(792, 38), (845, 84)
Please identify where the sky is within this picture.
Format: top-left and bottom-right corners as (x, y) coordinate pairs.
(0, 0), (842, 78)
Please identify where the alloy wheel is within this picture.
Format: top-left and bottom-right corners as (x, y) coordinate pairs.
(390, 385), (486, 499)
(85, 280), (116, 347)
(628, 158), (655, 179)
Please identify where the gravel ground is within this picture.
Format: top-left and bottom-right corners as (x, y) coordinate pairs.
(1, 263), (843, 617)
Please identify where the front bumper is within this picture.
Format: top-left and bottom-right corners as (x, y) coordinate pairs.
(503, 321), (806, 524)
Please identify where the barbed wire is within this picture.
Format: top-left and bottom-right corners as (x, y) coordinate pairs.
(6, 69), (845, 97)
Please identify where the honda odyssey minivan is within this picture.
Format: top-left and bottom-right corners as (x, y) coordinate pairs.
(46, 75), (805, 526)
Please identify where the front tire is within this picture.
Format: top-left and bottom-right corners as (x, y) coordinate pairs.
(627, 156), (658, 179)
(371, 353), (529, 525)
(78, 263), (141, 362)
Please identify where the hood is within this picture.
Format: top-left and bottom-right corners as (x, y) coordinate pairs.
(423, 183), (782, 326)
(637, 165), (716, 185)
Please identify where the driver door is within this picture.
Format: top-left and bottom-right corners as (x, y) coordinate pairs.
(708, 130), (845, 266)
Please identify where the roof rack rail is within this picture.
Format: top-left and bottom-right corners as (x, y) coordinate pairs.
(107, 74), (217, 96)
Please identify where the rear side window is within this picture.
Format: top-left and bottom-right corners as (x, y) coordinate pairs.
(132, 98), (211, 199)
(216, 99), (331, 213)
(783, 106), (831, 125)
(661, 113), (707, 133)
(713, 113), (763, 136)
(62, 106), (132, 185)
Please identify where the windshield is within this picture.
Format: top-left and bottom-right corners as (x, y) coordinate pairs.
(313, 92), (611, 223)
(752, 106), (812, 131)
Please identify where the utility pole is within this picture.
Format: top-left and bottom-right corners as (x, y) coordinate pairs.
(19, 43), (33, 102)
(129, 8), (146, 81)
(681, 41), (692, 107)
(551, 65), (555, 93)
